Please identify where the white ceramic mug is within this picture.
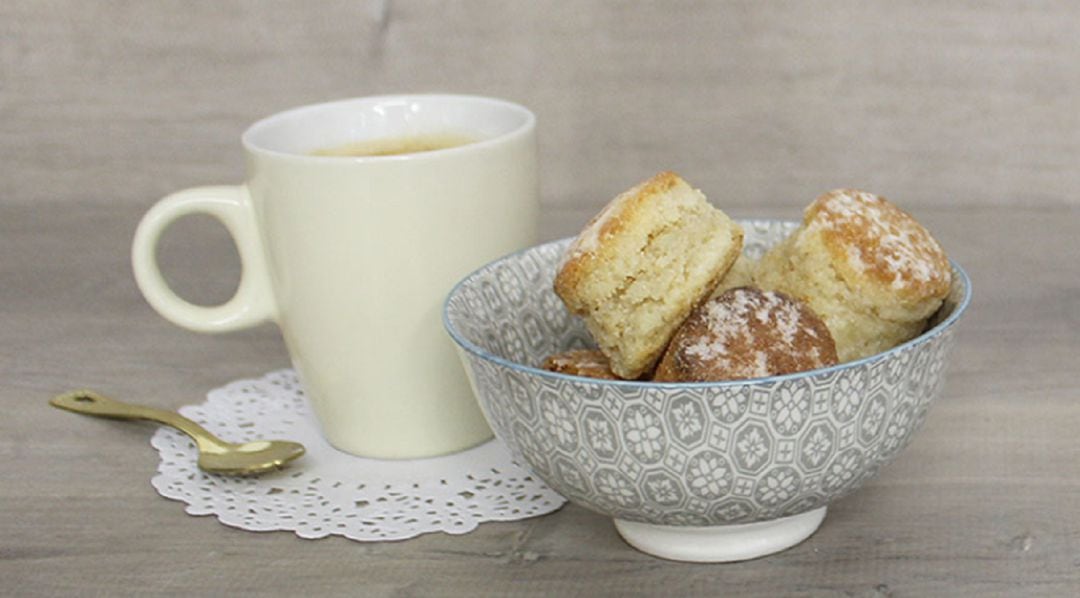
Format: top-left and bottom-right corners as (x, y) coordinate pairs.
(132, 95), (538, 458)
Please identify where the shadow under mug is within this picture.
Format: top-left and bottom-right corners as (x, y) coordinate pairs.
(131, 95), (538, 459)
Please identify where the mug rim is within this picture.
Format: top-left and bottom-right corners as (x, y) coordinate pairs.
(442, 228), (974, 390)
(241, 94), (536, 163)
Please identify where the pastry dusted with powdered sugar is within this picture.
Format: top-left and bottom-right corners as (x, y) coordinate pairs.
(755, 189), (951, 362)
(654, 287), (838, 382)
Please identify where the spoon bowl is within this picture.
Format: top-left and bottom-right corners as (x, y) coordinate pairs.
(196, 439), (307, 475)
(50, 390), (306, 475)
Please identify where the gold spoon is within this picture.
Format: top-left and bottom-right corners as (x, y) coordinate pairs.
(50, 390), (305, 475)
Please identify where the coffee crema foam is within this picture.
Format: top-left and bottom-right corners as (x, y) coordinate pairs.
(311, 132), (477, 157)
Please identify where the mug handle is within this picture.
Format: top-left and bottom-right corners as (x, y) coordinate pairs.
(131, 185), (277, 333)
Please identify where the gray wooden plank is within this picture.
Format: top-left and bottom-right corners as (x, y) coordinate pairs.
(2, 201), (1079, 595)
(4, 0), (1080, 593)
(4, 0), (1080, 212)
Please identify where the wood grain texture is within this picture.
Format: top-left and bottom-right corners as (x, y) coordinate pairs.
(4, 1), (1080, 595)
(3, 0), (1080, 216)
(2, 201), (1079, 596)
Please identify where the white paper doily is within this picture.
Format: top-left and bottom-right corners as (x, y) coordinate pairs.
(150, 369), (566, 541)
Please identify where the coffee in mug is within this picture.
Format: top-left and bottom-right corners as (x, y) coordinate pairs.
(311, 132), (477, 157)
(132, 95), (538, 458)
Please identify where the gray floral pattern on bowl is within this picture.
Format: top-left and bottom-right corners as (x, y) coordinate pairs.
(444, 219), (971, 526)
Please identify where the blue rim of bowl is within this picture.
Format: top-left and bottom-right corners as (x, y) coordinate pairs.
(442, 227), (973, 390)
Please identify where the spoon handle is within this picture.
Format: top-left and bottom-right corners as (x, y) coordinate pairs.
(50, 390), (227, 452)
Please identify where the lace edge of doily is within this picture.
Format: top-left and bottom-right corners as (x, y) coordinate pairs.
(147, 469), (565, 541)
(145, 372), (567, 543)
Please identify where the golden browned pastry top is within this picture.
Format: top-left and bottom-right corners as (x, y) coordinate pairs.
(555, 171), (687, 298)
(654, 287), (838, 382)
(560, 172), (681, 256)
(804, 189), (951, 302)
(550, 170), (744, 380)
(541, 349), (621, 380)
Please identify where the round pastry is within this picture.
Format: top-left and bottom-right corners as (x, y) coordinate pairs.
(554, 171), (744, 379)
(541, 349), (620, 380)
(755, 189), (952, 362)
(654, 287), (838, 382)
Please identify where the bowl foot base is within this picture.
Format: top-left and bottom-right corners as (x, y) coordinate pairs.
(613, 507), (827, 563)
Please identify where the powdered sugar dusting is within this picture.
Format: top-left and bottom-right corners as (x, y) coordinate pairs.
(846, 243), (868, 272)
(686, 338), (726, 361)
(752, 350), (768, 374)
(697, 289), (805, 354)
(567, 189), (628, 258)
(656, 284), (840, 382)
(560, 174), (657, 266)
(670, 288), (833, 379)
(809, 189), (947, 291)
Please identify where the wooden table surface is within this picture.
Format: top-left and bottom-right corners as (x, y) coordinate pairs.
(5, 1), (1080, 593)
(2, 198), (1078, 596)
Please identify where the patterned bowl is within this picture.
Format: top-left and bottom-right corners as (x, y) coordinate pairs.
(443, 219), (971, 562)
